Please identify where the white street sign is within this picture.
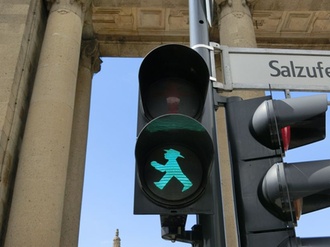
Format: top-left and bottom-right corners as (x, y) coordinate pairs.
(220, 46), (330, 92)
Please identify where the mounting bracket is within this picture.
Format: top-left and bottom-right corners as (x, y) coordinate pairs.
(160, 215), (203, 246)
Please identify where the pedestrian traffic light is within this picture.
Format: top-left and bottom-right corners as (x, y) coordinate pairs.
(134, 44), (214, 215)
(225, 94), (330, 247)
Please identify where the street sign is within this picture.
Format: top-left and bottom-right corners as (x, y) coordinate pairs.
(220, 46), (330, 92)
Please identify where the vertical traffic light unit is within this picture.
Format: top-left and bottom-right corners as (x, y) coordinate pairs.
(226, 94), (330, 246)
(134, 44), (214, 215)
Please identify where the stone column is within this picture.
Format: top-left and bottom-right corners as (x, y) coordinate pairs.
(215, 0), (262, 246)
(4, 0), (86, 246)
(218, 0), (262, 100)
(60, 39), (101, 246)
(219, 0), (257, 47)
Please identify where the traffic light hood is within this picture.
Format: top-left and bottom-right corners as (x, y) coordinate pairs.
(250, 94), (327, 150)
(262, 160), (330, 221)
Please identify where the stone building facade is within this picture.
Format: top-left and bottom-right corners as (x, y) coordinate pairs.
(0, 0), (329, 246)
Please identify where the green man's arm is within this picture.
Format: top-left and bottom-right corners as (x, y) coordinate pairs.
(151, 161), (166, 172)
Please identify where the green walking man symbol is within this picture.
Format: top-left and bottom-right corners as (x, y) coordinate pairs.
(151, 148), (193, 192)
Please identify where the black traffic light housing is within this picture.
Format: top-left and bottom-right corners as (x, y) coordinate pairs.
(225, 94), (330, 247)
(134, 44), (214, 215)
(226, 96), (291, 247)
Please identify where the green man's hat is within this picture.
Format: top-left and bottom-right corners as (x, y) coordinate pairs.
(164, 149), (184, 158)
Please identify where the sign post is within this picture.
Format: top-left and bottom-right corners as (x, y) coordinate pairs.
(189, 0), (226, 247)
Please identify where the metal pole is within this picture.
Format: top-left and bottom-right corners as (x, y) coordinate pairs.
(189, 1), (226, 247)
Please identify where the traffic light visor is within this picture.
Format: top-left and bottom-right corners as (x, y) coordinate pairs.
(250, 94), (327, 150)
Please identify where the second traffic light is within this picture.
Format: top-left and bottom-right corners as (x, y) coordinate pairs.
(134, 44), (214, 215)
(226, 94), (330, 247)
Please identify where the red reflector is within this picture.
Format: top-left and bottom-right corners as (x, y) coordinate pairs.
(167, 96), (180, 113)
(144, 78), (201, 119)
(166, 81), (180, 114)
(281, 126), (291, 151)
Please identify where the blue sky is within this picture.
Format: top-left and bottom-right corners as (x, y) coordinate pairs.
(78, 57), (330, 247)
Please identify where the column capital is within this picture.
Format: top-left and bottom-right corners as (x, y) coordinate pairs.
(45, 0), (92, 12)
(81, 39), (102, 73)
(216, 0), (260, 13)
(216, 0), (261, 22)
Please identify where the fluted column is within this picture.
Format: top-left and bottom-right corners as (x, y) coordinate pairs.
(215, 0), (262, 246)
(60, 39), (101, 246)
(4, 0), (87, 246)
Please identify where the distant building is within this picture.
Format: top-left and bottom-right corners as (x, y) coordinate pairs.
(113, 229), (121, 247)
